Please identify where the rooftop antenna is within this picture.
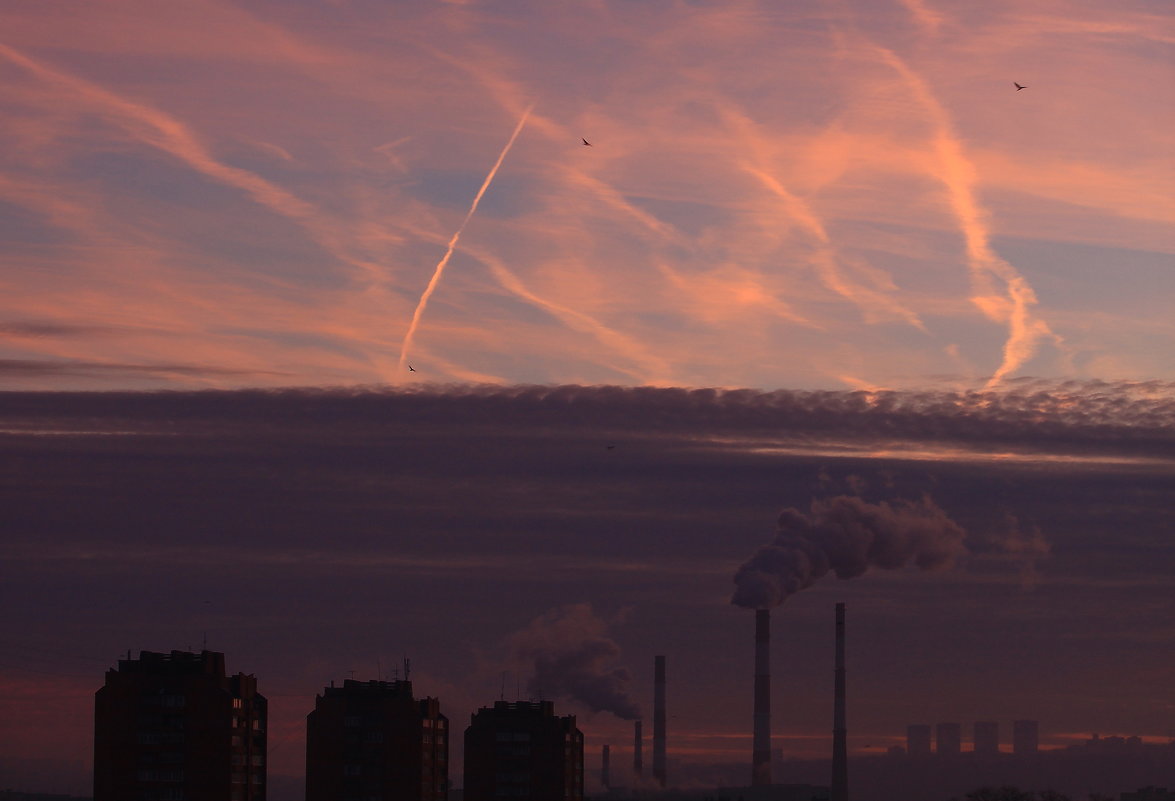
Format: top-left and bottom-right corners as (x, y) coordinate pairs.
(404, 657), (410, 681)
(377, 658), (382, 681)
(349, 669), (356, 681)
(500, 672), (507, 701)
(202, 631), (207, 651)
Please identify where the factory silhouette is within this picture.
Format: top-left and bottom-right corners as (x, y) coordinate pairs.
(85, 602), (1172, 801)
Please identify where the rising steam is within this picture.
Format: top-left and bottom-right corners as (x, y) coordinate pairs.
(509, 603), (641, 720)
(732, 495), (967, 609)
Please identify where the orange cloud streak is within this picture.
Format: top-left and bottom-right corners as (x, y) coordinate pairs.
(876, 47), (1061, 387)
(0, 42), (390, 284)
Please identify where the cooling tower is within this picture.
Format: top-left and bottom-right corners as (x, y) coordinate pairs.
(653, 655), (666, 787)
(752, 608), (771, 786)
(831, 602), (848, 801)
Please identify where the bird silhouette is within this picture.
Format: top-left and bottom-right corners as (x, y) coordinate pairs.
(408, 364), (416, 372)
(1014, 82), (1027, 91)
(582, 138), (592, 146)
(605, 444), (615, 450)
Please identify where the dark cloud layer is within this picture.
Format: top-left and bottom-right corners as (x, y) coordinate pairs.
(1, 380), (1172, 455)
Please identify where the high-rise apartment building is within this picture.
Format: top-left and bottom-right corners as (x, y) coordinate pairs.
(463, 700), (583, 801)
(973, 721), (1000, 755)
(935, 722), (961, 756)
(906, 724), (932, 757)
(305, 678), (448, 801)
(1013, 720), (1039, 755)
(94, 649), (266, 801)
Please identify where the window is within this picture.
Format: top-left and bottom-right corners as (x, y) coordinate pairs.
(232, 698), (243, 709)
(344, 764), (362, 777)
(344, 715), (361, 728)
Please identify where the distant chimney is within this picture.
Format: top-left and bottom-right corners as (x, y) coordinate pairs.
(602, 744), (611, 789)
(653, 655), (667, 787)
(831, 602), (848, 801)
(634, 719), (643, 777)
(752, 609), (771, 786)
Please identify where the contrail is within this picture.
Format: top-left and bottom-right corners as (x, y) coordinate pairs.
(398, 104), (534, 374)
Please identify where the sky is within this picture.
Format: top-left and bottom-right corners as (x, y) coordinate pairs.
(0, 0), (1171, 391)
(0, 0), (1173, 798)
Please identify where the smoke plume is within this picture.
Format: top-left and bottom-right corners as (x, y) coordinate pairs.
(731, 495), (967, 609)
(509, 603), (641, 720)
(969, 513), (1051, 589)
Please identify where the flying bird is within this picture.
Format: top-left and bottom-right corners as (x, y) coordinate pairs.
(582, 138), (592, 146)
(408, 364), (416, 372)
(1014, 82), (1027, 91)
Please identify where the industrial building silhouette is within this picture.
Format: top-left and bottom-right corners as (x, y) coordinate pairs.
(305, 676), (447, 800)
(463, 700), (584, 801)
(93, 650), (266, 801)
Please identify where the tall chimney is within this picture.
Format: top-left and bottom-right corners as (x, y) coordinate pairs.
(634, 720), (643, 777)
(752, 608), (772, 786)
(831, 602), (848, 801)
(653, 655), (667, 787)
(602, 744), (611, 790)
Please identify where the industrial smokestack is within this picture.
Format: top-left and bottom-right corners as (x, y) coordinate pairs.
(602, 744), (611, 790)
(653, 655), (666, 787)
(752, 608), (772, 786)
(634, 720), (643, 777)
(831, 602), (848, 801)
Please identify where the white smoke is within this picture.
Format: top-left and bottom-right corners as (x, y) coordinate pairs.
(509, 603), (641, 720)
(732, 495), (967, 609)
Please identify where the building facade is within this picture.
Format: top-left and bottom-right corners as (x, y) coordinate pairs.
(463, 700), (584, 801)
(1012, 720), (1039, 755)
(935, 722), (961, 756)
(906, 724), (932, 757)
(973, 721), (1000, 755)
(305, 678), (448, 801)
(94, 649), (266, 801)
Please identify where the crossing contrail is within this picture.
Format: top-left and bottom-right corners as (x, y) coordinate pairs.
(398, 104), (534, 374)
